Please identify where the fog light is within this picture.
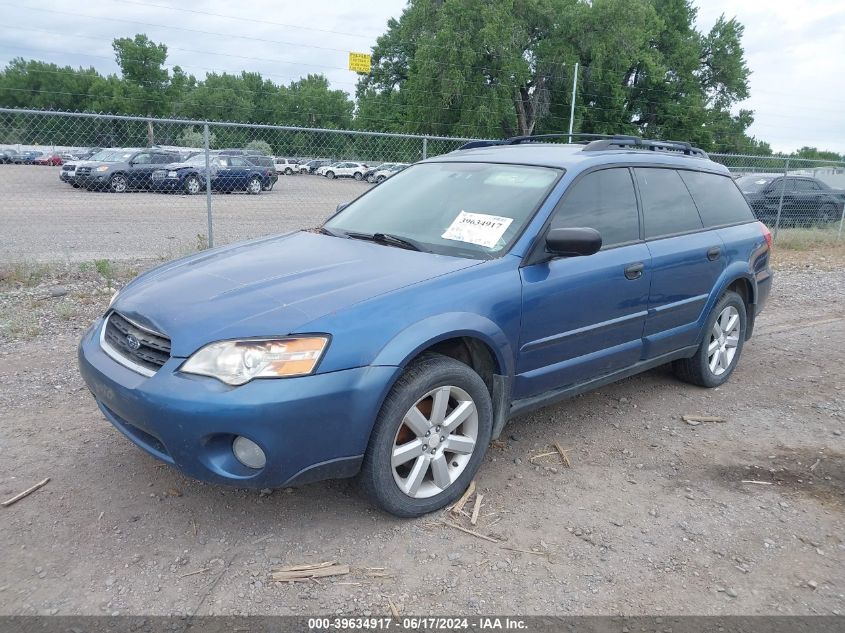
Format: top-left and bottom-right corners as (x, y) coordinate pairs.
(232, 436), (266, 469)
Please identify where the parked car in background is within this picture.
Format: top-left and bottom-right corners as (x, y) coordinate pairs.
(33, 152), (63, 166)
(273, 157), (299, 175)
(218, 148), (263, 157)
(76, 148), (180, 193)
(243, 155), (279, 190)
(78, 134), (772, 517)
(736, 174), (845, 226)
(14, 150), (41, 164)
(370, 163), (409, 184)
(299, 159), (332, 174)
(363, 162), (396, 183)
(0, 149), (18, 164)
(150, 153), (272, 195)
(74, 147), (103, 161)
(321, 161), (369, 180)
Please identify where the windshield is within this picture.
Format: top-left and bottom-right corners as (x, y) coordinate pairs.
(325, 162), (561, 259)
(182, 153), (211, 166)
(91, 150), (134, 163)
(736, 175), (774, 193)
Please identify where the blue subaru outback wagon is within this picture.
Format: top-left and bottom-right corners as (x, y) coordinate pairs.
(78, 135), (772, 517)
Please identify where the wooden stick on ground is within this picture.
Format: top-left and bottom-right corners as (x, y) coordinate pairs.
(741, 480), (773, 485)
(442, 520), (499, 543)
(2, 477), (50, 508)
(553, 442), (572, 468)
(270, 562), (350, 582)
(450, 480), (476, 516)
(682, 415), (726, 424)
(470, 493), (483, 526)
(387, 597), (400, 618)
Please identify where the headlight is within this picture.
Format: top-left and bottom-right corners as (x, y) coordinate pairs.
(168, 170), (178, 177)
(180, 337), (329, 385)
(95, 165), (109, 172)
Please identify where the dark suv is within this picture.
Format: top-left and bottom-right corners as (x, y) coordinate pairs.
(736, 174), (845, 226)
(79, 134), (772, 517)
(76, 148), (181, 193)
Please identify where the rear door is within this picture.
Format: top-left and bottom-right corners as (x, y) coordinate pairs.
(636, 168), (725, 359)
(516, 167), (651, 398)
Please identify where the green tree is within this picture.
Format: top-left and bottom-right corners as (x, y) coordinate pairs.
(112, 34), (170, 117)
(245, 139), (273, 155)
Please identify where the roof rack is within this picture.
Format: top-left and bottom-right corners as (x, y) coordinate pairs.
(457, 133), (708, 157)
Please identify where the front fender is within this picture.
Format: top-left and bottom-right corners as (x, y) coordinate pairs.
(371, 312), (515, 378)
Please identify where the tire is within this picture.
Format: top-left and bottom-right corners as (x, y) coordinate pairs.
(325, 171), (335, 179)
(359, 353), (493, 518)
(109, 174), (128, 193)
(376, 175), (386, 184)
(263, 179), (275, 192)
(367, 175), (376, 184)
(284, 167), (293, 175)
(353, 171), (363, 181)
(819, 203), (836, 224)
(673, 290), (747, 388)
(246, 176), (262, 195)
(184, 175), (201, 195)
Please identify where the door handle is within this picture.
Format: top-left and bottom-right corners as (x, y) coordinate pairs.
(624, 262), (645, 280)
(707, 246), (721, 261)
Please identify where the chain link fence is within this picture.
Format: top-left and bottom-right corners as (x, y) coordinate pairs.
(1, 107), (843, 262)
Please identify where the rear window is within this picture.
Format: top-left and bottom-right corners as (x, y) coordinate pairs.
(634, 168), (703, 238)
(678, 171), (755, 227)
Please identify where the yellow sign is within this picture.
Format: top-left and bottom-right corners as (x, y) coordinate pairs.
(348, 52), (372, 74)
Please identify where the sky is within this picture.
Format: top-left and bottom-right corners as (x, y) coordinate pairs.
(0, 0), (843, 154)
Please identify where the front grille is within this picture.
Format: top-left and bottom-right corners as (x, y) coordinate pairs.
(76, 166), (92, 176)
(102, 312), (171, 375)
(62, 164), (75, 172)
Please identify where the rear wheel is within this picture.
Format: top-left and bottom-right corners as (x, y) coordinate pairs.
(247, 176), (262, 194)
(184, 175), (201, 195)
(673, 291), (747, 388)
(284, 167), (293, 175)
(359, 353), (492, 517)
(819, 203), (837, 224)
(353, 171), (363, 181)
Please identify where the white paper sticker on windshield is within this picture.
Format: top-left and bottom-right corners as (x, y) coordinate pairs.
(441, 211), (513, 248)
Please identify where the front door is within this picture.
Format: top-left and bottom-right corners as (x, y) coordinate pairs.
(516, 167), (651, 399)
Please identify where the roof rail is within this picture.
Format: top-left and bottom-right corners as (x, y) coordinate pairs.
(581, 137), (708, 157)
(457, 133), (707, 157)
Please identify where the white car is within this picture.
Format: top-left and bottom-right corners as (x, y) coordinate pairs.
(273, 157), (299, 175)
(320, 161), (369, 180)
(370, 163), (409, 184)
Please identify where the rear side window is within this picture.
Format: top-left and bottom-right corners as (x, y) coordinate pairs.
(678, 171), (754, 227)
(634, 168), (703, 238)
(551, 168), (640, 247)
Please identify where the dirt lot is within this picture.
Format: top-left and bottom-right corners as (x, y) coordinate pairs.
(0, 246), (843, 617)
(0, 165), (368, 261)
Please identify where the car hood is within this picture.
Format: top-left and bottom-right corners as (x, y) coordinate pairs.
(113, 231), (480, 357)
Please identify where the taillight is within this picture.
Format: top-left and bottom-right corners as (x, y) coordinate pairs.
(758, 221), (772, 249)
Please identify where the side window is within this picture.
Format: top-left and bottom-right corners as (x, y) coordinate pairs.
(678, 171), (754, 227)
(551, 168), (640, 248)
(229, 157), (246, 167)
(152, 153), (170, 164)
(634, 168), (703, 238)
(132, 153), (151, 164)
(795, 179), (819, 191)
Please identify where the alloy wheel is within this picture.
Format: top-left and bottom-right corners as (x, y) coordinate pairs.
(391, 385), (478, 499)
(248, 177), (262, 194)
(110, 175), (127, 193)
(708, 306), (741, 376)
(186, 177), (201, 195)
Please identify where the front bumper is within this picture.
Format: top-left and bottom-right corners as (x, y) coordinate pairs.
(150, 177), (183, 192)
(76, 174), (110, 189)
(59, 171), (76, 183)
(78, 318), (400, 488)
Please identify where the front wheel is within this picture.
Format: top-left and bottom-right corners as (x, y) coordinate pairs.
(359, 353), (493, 517)
(325, 171), (335, 179)
(819, 203), (837, 224)
(673, 290), (747, 388)
(184, 175), (202, 195)
(246, 176), (262, 195)
(353, 172), (363, 181)
(109, 174), (128, 193)
(284, 167), (293, 175)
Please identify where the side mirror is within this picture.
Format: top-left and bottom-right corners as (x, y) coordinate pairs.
(545, 227), (602, 257)
(336, 202), (349, 213)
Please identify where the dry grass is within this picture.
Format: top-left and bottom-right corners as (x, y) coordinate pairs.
(774, 227), (844, 251)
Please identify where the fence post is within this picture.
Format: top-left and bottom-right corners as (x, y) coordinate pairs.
(838, 199), (845, 241)
(773, 157), (789, 241)
(422, 137), (428, 160)
(203, 123), (214, 249)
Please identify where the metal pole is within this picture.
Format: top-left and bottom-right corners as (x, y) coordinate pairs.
(838, 198), (845, 241)
(203, 123), (214, 249)
(568, 62), (579, 143)
(773, 157), (789, 241)
(422, 137), (428, 160)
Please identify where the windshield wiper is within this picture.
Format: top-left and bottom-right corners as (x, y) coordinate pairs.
(344, 231), (426, 252)
(318, 226), (346, 238)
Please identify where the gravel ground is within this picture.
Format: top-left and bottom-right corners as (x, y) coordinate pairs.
(0, 165), (369, 261)
(0, 250), (843, 616)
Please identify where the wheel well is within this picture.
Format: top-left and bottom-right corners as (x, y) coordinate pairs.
(414, 337), (499, 397)
(726, 277), (755, 338)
